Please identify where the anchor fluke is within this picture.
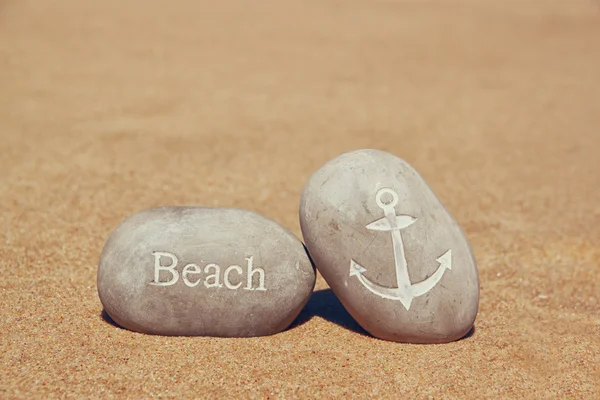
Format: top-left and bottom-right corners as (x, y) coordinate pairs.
(349, 259), (366, 277)
(436, 249), (452, 271)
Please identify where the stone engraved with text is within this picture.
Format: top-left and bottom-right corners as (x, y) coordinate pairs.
(149, 251), (267, 291)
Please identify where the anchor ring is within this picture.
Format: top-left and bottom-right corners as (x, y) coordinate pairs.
(375, 188), (399, 209)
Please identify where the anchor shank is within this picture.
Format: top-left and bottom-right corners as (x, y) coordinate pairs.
(383, 206), (412, 290)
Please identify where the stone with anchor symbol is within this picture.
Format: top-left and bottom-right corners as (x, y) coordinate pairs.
(300, 149), (479, 343)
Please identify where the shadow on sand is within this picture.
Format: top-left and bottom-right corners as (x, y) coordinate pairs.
(100, 309), (127, 331)
(100, 289), (475, 342)
(289, 288), (369, 336)
(290, 288), (476, 342)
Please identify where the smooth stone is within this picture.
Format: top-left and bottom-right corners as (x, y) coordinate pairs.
(97, 207), (315, 337)
(300, 149), (479, 343)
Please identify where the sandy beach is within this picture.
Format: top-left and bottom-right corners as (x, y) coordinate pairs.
(1, 0), (599, 398)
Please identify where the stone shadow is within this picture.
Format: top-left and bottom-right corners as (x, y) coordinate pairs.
(289, 288), (369, 336)
(291, 289), (477, 342)
(100, 309), (126, 330)
(101, 291), (475, 342)
(462, 325), (476, 340)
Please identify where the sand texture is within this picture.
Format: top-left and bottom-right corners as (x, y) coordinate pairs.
(1, 0), (599, 398)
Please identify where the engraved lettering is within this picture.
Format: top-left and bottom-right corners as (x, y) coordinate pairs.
(182, 263), (202, 287)
(147, 251), (267, 291)
(224, 265), (243, 289)
(149, 251), (179, 286)
(203, 263), (222, 288)
(245, 256), (266, 291)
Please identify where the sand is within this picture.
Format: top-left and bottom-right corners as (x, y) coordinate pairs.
(1, 0), (599, 398)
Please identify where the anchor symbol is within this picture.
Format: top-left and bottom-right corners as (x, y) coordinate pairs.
(349, 188), (452, 310)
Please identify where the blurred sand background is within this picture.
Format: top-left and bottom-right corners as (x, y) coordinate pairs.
(1, 0), (599, 398)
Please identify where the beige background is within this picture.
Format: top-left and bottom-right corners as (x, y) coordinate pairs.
(1, 0), (599, 398)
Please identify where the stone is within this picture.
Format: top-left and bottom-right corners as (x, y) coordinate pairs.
(299, 149), (479, 343)
(97, 207), (316, 337)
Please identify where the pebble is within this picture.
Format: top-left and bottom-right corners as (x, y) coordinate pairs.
(97, 207), (315, 337)
(300, 149), (479, 343)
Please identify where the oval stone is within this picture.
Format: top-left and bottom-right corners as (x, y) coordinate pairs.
(300, 149), (479, 343)
(98, 207), (315, 337)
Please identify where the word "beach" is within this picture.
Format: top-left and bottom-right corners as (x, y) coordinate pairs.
(149, 251), (267, 291)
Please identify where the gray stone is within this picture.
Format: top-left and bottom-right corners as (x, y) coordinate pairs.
(299, 149), (479, 343)
(97, 207), (315, 337)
